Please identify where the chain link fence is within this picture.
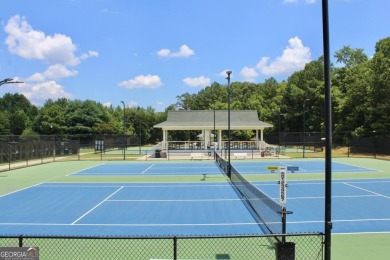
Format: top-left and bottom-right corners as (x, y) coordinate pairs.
(0, 233), (324, 260)
(265, 132), (390, 159)
(1, 132), (389, 172)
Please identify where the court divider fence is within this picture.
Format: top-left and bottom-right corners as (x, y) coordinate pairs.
(0, 233), (324, 260)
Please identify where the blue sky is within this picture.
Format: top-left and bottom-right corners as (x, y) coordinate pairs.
(0, 0), (389, 111)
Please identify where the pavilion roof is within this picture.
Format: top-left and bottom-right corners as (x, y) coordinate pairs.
(153, 110), (273, 130)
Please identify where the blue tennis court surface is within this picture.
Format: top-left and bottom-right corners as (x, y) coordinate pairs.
(1, 159), (387, 237)
(71, 160), (378, 176)
(253, 179), (390, 233)
(233, 160), (379, 174)
(0, 182), (264, 236)
(1, 177), (389, 236)
(72, 162), (224, 176)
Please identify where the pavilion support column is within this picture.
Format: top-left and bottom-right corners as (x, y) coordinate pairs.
(260, 129), (264, 150)
(218, 130), (222, 151)
(203, 129), (208, 149)
(162, 129), (168, 150)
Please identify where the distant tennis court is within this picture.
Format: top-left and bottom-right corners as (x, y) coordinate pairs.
(70, 160), (378, 176)
(71, 162), (224, 176)
(233, 160), (379, 174)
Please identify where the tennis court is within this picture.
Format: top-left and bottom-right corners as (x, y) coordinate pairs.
(70, 159), (378, 176)
(0, 159), (388, 238)
(253, 178), (390, 233)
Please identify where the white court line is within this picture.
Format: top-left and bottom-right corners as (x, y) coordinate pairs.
(0, 182), (43, 198)
(0, 222), (259, 227)
(334, 161), (382, 172)
(108, 198), (243, 202)
(287, 218), (390, 225)
(343, 182), (390, 199)
(71, 186), (124, 224)
(141, 164), (155, 174)
(341, 179), (390, 184)
(286, 194), (380, 200)
(38, 183), (232, 188)
(66, 163), (105, 176)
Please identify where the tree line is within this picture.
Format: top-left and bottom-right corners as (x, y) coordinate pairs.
(172, 37), (390, 139)
(1, 37), (389, 143)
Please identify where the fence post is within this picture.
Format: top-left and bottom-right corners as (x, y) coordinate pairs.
(173, 236), (177, 260)
(18, 236), (23, 247)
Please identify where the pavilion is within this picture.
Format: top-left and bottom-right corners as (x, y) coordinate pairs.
(153, 110), (273, 151)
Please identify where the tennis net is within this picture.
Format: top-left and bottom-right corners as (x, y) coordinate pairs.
(215, 153), (283, 235)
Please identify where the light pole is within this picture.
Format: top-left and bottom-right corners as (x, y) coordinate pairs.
(120, 101), (126, 135)
(303, 99), (310, 158)
(213, 103), (216, 159)
(226, 71), (232, 178)
(138, 115), (142, 155)
(120, 101), (126, 159)
(278, 109), (287, 156)
(0, 78), (24, 86)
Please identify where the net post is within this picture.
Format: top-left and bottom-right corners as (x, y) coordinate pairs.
(173, 236), (177, 260)
(279, 207), (293, 242)
(227, 162), (231, 179)
(276, 207), (294, 260)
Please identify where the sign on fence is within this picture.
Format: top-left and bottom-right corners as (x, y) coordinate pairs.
(0, 247), (39, 260)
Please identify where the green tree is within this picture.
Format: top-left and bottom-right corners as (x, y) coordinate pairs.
(64, 100), (106, 135)
(0, 111), (11, 135)
(369, 37), (390, 132)
(334, 45), (368, 69)
(37, 98), (68, 135)
(0, 93), (38, 134)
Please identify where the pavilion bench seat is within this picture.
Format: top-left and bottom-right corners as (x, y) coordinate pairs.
(191, 153), (204, 160)
(234, 152), (247, 160)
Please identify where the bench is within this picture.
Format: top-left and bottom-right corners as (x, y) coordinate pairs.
(234, 153), (247, 160)
(191, 153), (204, 160)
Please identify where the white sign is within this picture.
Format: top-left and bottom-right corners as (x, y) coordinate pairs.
(279, 167), (287, 206)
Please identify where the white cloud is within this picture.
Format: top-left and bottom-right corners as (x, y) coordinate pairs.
(102, 102), (112, 107)
(305, 0), (316, 4)
(43, 64), (78, 79)
(157, 49), (171, 57)
(256, 36), (311, 76)
(27, 64), (78, 82)
(118, 74), (163, 89)
(4, 15), (98, 66)
(183, 76), (211, 87)
(240, 67), (258, 82)
(157, 44), (195, 58)
(128, 100), (138, 107)
(80, 50), (99, 60)
(27, 73), (46, 82)
(20, 81), (73, 104)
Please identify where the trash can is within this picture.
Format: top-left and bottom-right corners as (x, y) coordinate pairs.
(155, 149), (161, 158)
(261, 151), (265, 157)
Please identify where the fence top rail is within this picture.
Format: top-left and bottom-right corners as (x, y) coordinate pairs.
(0, 232), (324, 240)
